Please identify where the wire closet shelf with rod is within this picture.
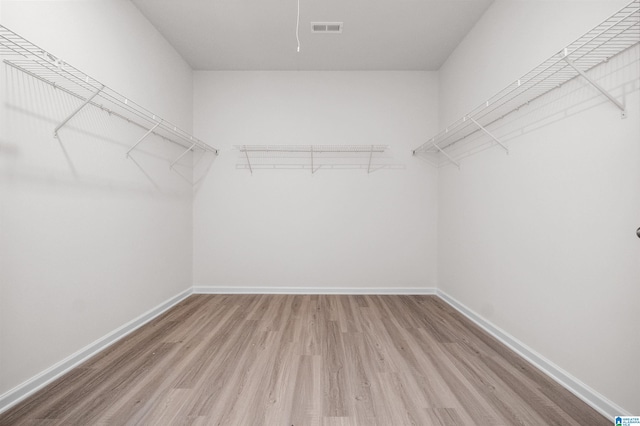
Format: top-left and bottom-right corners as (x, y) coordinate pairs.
(0, 25), (219, 168)
(236, 145), (399, 174)
(413, 0), (640, 168)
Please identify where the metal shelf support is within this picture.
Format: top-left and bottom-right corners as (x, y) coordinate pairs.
(431, 141), (460, 169)
(244, 145), (253, 174)
(170, 142), (196, 169)
(562, 54), (627, 118)
(468, 117), (509, 154)
(54, 85), (104, 138)
(126, 122), (161, 157)
(311, 145), (315, 174)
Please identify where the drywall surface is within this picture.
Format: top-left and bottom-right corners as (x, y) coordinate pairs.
(193, 71), (438, 291)
(0, 0), (194, 398)
(438, 0), (639, 415)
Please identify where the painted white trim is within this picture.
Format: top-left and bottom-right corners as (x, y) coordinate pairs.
(0, 287), (193, 415)
(435, 289), (629, 419)
(193, 285), (437, 295)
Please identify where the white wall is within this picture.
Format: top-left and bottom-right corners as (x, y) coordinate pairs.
(438, 0), (639, 415)
(193, 71), (439, 291)
(0, 0), (195, 401)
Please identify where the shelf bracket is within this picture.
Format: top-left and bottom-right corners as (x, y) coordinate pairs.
(244, 145), (253, 174)
(367, 144), (374, 174)
(126, 122), (161, 157)
(431, 142), (460, 169)
(54, 85), (104, 138)
(562, 56), (626, 118)
(311, 145), (315, 174)
(170, 142), (197, 169)
(468, 117), (509, 154)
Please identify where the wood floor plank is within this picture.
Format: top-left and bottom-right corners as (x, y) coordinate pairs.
(281, 295), (302, 343)
(322, 321), (350, 418)
(309, 297), (327, 356)
(290, 355), (321, 426)
(0, 367), (95, 423)
(414, 327), (507, 424)
(442, 342), (551, 426)
(0, 295), (610, 426)
(59, 342), (178, 425)
(182, 320), (260, 419)
(172, 304), (243, 390)
(262, 340), (301, 425)
(400, 329), (467, 410)
(358, 305), (402, 374)
(340, 332), (377, 424)
(426, 407), (467, 426)
(132, 388), (191, 425)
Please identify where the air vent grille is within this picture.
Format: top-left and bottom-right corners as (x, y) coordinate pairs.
(311, 22), (343, 33)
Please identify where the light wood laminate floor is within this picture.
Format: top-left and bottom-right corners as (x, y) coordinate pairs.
(0, 295), (608, 425)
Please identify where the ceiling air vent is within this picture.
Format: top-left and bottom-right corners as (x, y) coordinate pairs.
(311, 22), (343, 33)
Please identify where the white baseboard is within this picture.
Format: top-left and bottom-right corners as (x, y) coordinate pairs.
(193, 285), (437, 295)
(0, 287), (193, 415)
(435, 289), (629, 419)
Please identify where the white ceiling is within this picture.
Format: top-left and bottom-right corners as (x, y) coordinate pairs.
(131, 0), (493, 71)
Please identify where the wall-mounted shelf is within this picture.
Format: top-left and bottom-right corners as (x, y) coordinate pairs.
(413, 0), (640, 167)
(0, 24), (218, 167)
(236, 145), (399, 173)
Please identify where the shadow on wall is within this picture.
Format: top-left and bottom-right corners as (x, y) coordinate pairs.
(1, 66), (211, 199)
(416, 46), (640, 168)
(0, 140), (19, 157)
(193, 148), (217, 194)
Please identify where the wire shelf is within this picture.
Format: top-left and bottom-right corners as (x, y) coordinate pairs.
(237, 145), (388, 154)
(236, 145), (396, 173)
(0, 24), (218, 156)
(413, 0), (640, 166)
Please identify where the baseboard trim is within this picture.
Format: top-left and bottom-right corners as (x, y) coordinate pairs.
(0, 287), (193, 415)
(193, 285), (437, 295)
(435, 289), (629, 419)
